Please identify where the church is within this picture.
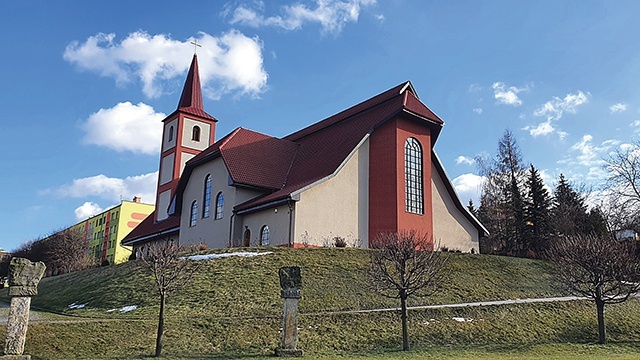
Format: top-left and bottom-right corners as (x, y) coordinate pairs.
(122, 55), (487, 253)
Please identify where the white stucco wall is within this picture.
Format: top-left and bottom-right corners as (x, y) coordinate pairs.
(157, 190), (172, 221)
(159, 153), (175, 185)
(163, 118), (178, 151)
(182, 118), (211, 151)
(431, 163), (479, 253)
(180, 158), (233, 248)
(239, 204), (293, 247)
(293, 139), (369, 247)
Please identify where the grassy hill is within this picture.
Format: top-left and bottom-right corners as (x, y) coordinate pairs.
(1, 247), (639, 359)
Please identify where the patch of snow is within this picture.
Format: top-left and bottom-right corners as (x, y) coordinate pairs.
(106, 309), (117, 313)
(183, 251), (273, 261)
(69, 302), (88, 309)
(120, 305), (137, 313)
(453, 317), (473, 322)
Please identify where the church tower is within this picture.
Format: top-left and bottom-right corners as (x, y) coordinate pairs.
(155, 55), (217, 221)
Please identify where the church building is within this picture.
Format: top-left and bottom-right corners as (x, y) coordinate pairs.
(123, 55), (487, 253)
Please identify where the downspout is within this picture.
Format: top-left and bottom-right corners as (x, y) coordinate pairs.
(288, 201), (294, 248)
(228, 213), (235, 247)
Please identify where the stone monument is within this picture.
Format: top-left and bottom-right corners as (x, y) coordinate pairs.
(2, 258), (45, 360)
(275, 266), (303, 357)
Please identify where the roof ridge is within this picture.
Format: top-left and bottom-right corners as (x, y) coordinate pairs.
(285, 81), (412, 142)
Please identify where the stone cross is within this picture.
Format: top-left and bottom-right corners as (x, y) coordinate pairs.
(275, 266), (303, 357)
(2, 258), (45, 360)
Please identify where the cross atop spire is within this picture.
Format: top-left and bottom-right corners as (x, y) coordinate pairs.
(190, 40), (202, 54)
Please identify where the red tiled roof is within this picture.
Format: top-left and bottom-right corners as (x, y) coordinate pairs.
(121, 211), (180, 246)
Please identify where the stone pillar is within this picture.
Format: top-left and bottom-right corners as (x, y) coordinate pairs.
(2, 258), (45, 360)
(275, 266), (303, 357)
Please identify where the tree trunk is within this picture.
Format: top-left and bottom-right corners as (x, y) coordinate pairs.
(155, 292), (165, 357)
(596, 297), (606, 344)
(400, 295), (409, 351)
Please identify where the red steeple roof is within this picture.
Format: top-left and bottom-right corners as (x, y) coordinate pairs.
(176, 54), (216, 121)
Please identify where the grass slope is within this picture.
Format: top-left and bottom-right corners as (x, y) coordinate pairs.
(1, 247), (639, 359)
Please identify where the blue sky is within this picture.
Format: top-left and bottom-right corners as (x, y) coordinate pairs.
(2, 0), (640, 251)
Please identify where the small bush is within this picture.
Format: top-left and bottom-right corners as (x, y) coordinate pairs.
(334, 236), (347, 248)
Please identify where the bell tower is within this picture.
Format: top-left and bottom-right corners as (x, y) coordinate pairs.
(155, 54), (217, 221)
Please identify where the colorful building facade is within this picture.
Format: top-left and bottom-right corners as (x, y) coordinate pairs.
(73, 198), (154, 265)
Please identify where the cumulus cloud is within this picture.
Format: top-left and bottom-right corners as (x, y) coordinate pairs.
(48, 172), (158, 205)
(75, 202), (104, 221)
(525, 90), (589, 138)
(492, 82), (528, 106)
(452, 173), (485, 206)
(225, 0), (376, 35)
(559, 135), (620, 181)
(610, 103), (627, 113)
(82, 102), (164, 155)
(64, 31), (268, 99)
(455, 156), (476, 166)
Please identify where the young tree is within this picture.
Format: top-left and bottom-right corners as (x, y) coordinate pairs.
(477, 130), (527, 256)
(368, 231), (447, 351)
(524, 164), (552, 257)
(548, 234), (640, 343)
(550, 174), (589, 236)
(139, 240), (201, 357)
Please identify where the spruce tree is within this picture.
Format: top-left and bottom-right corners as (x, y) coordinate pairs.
(524, 164), (551, 257)
(551, 174), (589, 236)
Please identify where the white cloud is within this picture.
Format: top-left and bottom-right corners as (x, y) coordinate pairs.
(49, 172), (158, 205)
(64, 30), (268, 99)
(74, 202), (104, 221)
(524, 120), (555, 137)
(559, 135), (620, 181)
(455, 156), (476, 165)
(225, 0), (377, 35)
(610, 103), (627, 113)
(468, 83), (482, 92)
(452, 173), (485, 206)
(82, 102), (164, 155)
(492, 82), (528, 106)
(533, 91), (589, 122)
(472, 108), (483, 114)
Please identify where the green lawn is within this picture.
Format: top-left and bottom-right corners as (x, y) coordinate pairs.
(0, 248), (638, 359)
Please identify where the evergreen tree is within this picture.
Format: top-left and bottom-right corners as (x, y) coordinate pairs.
(524, 164), (552, 257)
(467, 199), (478, 217)
(477, 130), (527, 256)
(551, 174), (589, 237)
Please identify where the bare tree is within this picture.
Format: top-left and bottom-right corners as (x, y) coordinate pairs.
(603, 143), (640, 234)
(368, 231), (447, 351)
(138, 240), (201, 357)
(46, 227), (96, 274)
(548, 234), (640, 344)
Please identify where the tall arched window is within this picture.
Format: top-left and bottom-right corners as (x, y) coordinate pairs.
(168, 126), (174, 142)
(192, 126), (201, 141)
(260, 225), (270, 246)
(190, 201), (198, 227)
(405, 137), (423, 214)
(202, 175), (212, 218)
(214, 192), (224, 220)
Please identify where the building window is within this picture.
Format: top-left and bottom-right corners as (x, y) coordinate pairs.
(192, 126), (201, 142)
(168, 126), (174, 142)
(405, 137), (423, 214)
(203, 175), (212, 218)
(260, 225), (270, 246)
(190, 201), (198, 227)
(215, 192), (224, 220)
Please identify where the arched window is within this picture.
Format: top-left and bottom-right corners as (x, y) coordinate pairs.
(405, 137), (423, 214)
(190, 201), (198, 227)
(202, 175), (212, 218)
(214, 192), (224, 220)
(260, 225), (270, 246)
(192, 126), (201, 141)
(168, 126), (174, 142)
